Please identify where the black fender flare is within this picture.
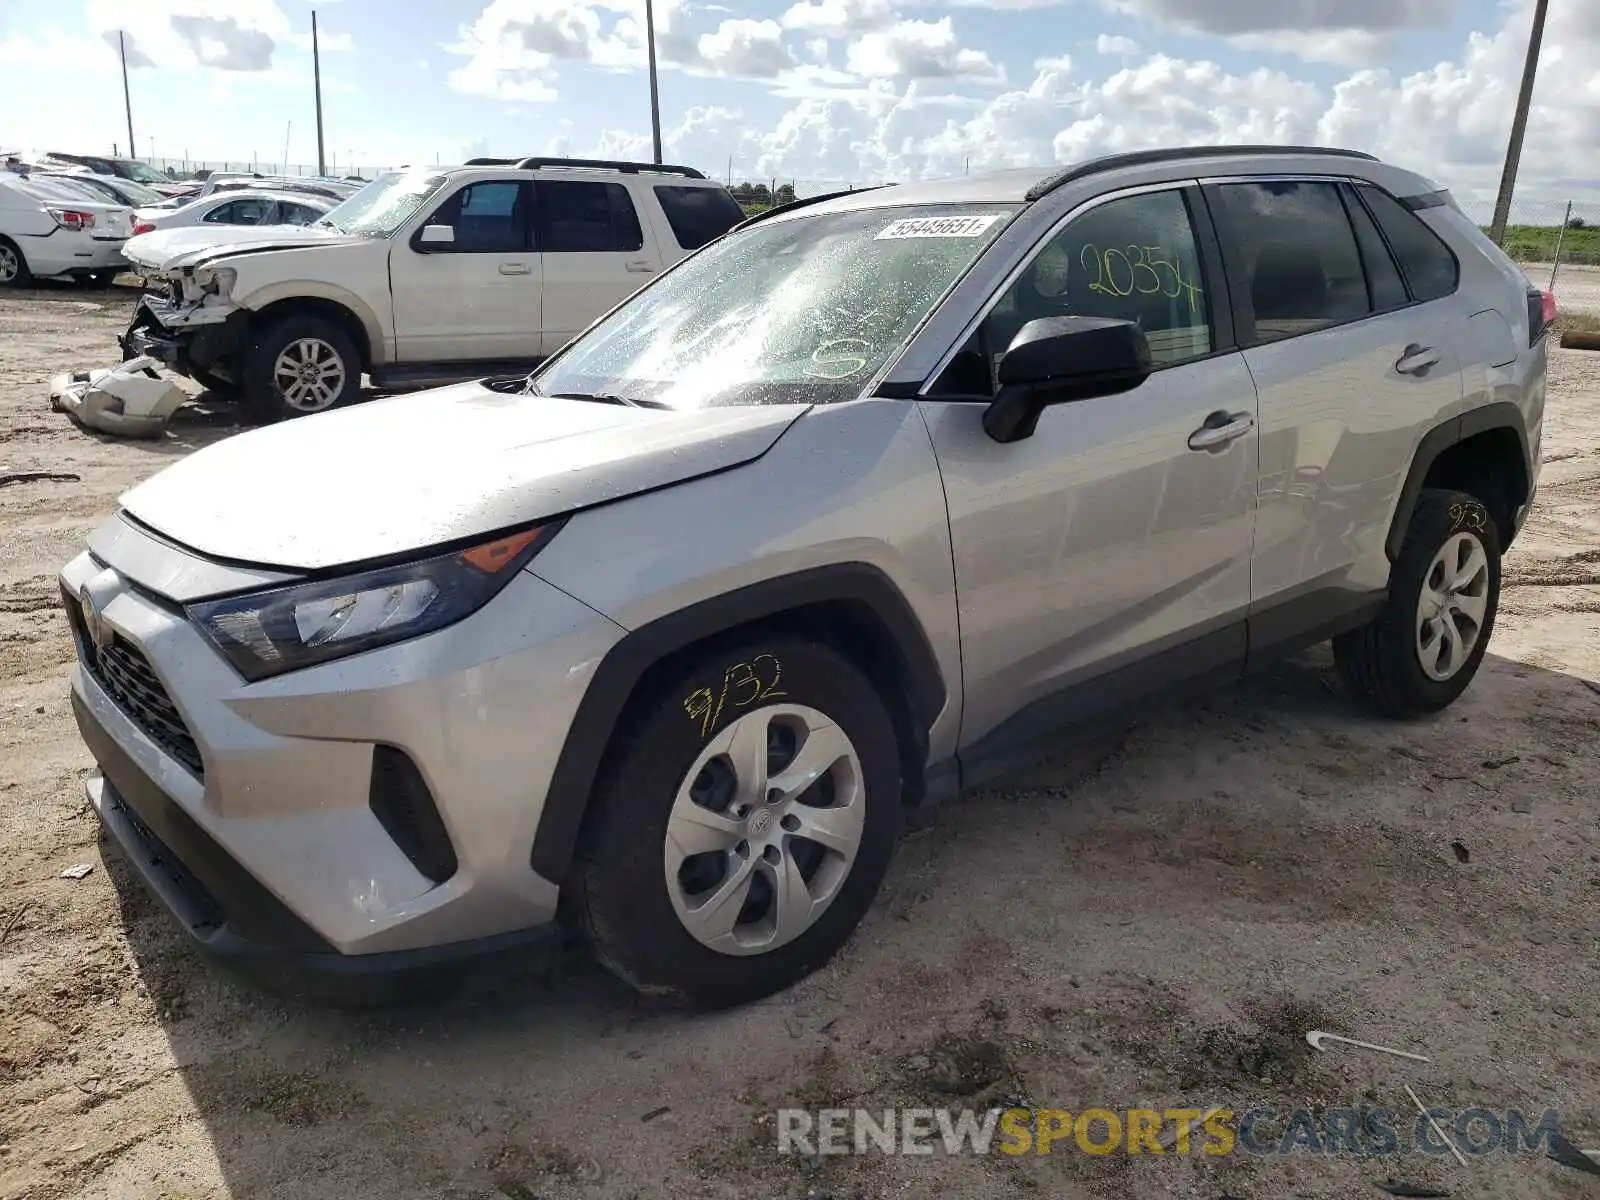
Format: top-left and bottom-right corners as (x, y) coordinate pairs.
(1385, 402), (1531, 561)
(528, 563), (948, 882)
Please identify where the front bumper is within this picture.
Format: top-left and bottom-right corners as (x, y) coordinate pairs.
(120, 295), (247, 378)
(62, 518), (625, 968)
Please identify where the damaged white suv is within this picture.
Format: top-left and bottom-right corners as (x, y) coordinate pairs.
(119, 157), (746, 421)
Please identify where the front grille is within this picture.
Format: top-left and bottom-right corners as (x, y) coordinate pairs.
(65, 591), (204, 778)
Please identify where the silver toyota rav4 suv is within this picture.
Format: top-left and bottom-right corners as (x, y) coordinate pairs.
(62, 146), (1548, 1006)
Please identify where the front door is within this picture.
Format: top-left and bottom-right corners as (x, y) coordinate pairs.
(919, 186), (1260, 776)
(535, 179), (661, 356)
(389, 179), (541, 362)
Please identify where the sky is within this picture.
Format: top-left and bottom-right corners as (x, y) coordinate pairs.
(0, 0), (1596, 213)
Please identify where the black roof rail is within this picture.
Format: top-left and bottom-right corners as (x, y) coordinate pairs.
(1025, 144), (1380, 201)
(731, 185), (892, 233)
(470, 156), (705, 178)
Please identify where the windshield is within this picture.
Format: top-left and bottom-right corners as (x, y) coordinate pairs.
(533, 203), (1016, 409)
(119, 161), (170, 184)
(317, 171), (446, 237)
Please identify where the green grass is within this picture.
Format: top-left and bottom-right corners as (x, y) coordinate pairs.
(1497, 224), (1600, 266)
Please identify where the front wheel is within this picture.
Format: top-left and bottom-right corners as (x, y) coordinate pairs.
(241, 315), (361, 422)
(1334, 487), (1502, 718)
(568, 637), (904, 1008)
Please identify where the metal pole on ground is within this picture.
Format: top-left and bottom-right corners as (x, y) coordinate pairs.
(1489, 0), (1551, 245)
(1551, 199), (1573, 293)
(119, 32), (135, 162)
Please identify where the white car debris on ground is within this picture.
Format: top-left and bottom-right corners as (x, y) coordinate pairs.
(48, 355), (189, 438)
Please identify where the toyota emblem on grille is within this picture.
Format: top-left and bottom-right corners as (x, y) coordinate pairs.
(79, 591), (110, 651)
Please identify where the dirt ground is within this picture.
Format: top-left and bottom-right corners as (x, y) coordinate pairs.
(1, 284), (1598, 1200)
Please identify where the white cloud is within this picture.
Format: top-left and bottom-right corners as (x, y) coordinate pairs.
(780, 0), (894, 36)
(1094, 34), (1139, 55)
(697, 18), (795, 75)
(83, 0), (319, 72)
(846, 17), (1003, 82)
(1034, 54), (1072, 72)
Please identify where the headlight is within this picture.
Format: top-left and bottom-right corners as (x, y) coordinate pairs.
(188, 524), (558, 681)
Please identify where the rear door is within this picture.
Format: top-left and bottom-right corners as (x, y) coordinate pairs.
(388, 178), (540, 362)
(1202, 177), (1463, 657)
(534, 177), (660, 356)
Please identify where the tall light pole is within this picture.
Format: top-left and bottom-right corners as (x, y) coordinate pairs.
(644, 0), (663, 163)
(118, 31), (135, 163)
(1489, 0), (1551, 245)
(313, 10), (327, 176)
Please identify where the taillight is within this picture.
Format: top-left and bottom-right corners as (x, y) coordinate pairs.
(132, 220), (155, 236)
(45, 208), (96, 231)
(1528, 288), (1557, 345)
(1542, 290), (1557, 326)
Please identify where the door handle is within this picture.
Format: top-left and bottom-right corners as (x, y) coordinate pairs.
(1395, 343), (1441, 376)
(624, 259), (656, 274)
(499, 262), (532, 275)
(1187, 410), (1255, 452)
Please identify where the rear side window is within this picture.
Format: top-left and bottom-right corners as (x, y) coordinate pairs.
(1357, 183), (1460, 302)
(654, 185), (745, 250)
(1211, 181), (1370, 346)
(1340, 185), (1409, 312)
(536, 181), (644, 252)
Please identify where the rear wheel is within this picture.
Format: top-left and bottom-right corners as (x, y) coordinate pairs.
(0, 238), (31, 289)
(1334, 488), (1501, 717)
(569, 637), (904, 1008)
(241, 314), (360, 422)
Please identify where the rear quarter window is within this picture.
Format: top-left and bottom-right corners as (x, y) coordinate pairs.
(653, 185), (746, 250)
(1358, 184), (1460, 302)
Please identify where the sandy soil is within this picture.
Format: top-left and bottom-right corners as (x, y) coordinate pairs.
(1, 285), (1598, 1200)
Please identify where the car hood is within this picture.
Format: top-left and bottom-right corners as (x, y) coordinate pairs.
(122, 223), (363, 271)
(120, 382), (809, 572)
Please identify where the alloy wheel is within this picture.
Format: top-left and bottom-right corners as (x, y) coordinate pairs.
(271, 337), (347, 412)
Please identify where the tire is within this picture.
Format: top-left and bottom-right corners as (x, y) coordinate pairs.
(569, 636), (904, 1008)
(0, 237), (32, 289)
(241, 314), (361, 422)
(1334, 488), (1502, 718)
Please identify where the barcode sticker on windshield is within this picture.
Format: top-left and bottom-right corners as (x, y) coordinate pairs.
(875, 214), (1001, 240)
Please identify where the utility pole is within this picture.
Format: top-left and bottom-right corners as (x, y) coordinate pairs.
(313, 10), (327, 176)
(644, 0), (663, 164)
(118, 31), (135, 163)
(1489, 0), (1551, 245)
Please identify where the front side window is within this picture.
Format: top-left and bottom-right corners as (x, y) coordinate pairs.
(205, 197), (272, 225)
(536, 181), (644, 252)
(280, 202), (324, 226)
(1357, 183), (1460, 302)
(533, 203), (1015, 409)
(654, 185), (746, 250)
(933, 189), (1210, 396)
(424, 181), (528, 252)
(1212, 181), (1370, 346)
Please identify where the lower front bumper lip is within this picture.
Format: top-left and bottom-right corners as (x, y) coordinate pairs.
(74, 690), (559, 982)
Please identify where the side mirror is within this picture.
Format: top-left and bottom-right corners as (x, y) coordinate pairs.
(418, 223), (455, 248)
(983, 316), (1152, 444)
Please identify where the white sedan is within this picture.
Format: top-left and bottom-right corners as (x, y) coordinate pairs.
(130, 189), (334, 236)
(0, 176), (132, 287)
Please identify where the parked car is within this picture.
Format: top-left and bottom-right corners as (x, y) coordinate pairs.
(0, 175), (132, 286)
(118, 156), (748, 419)
(34, 171), (168, 209)
(62, 145), (1546, 1005)
(40, 153), (191, 196)
(191, 173), (360, 203)
(130, 190), (335, 236)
